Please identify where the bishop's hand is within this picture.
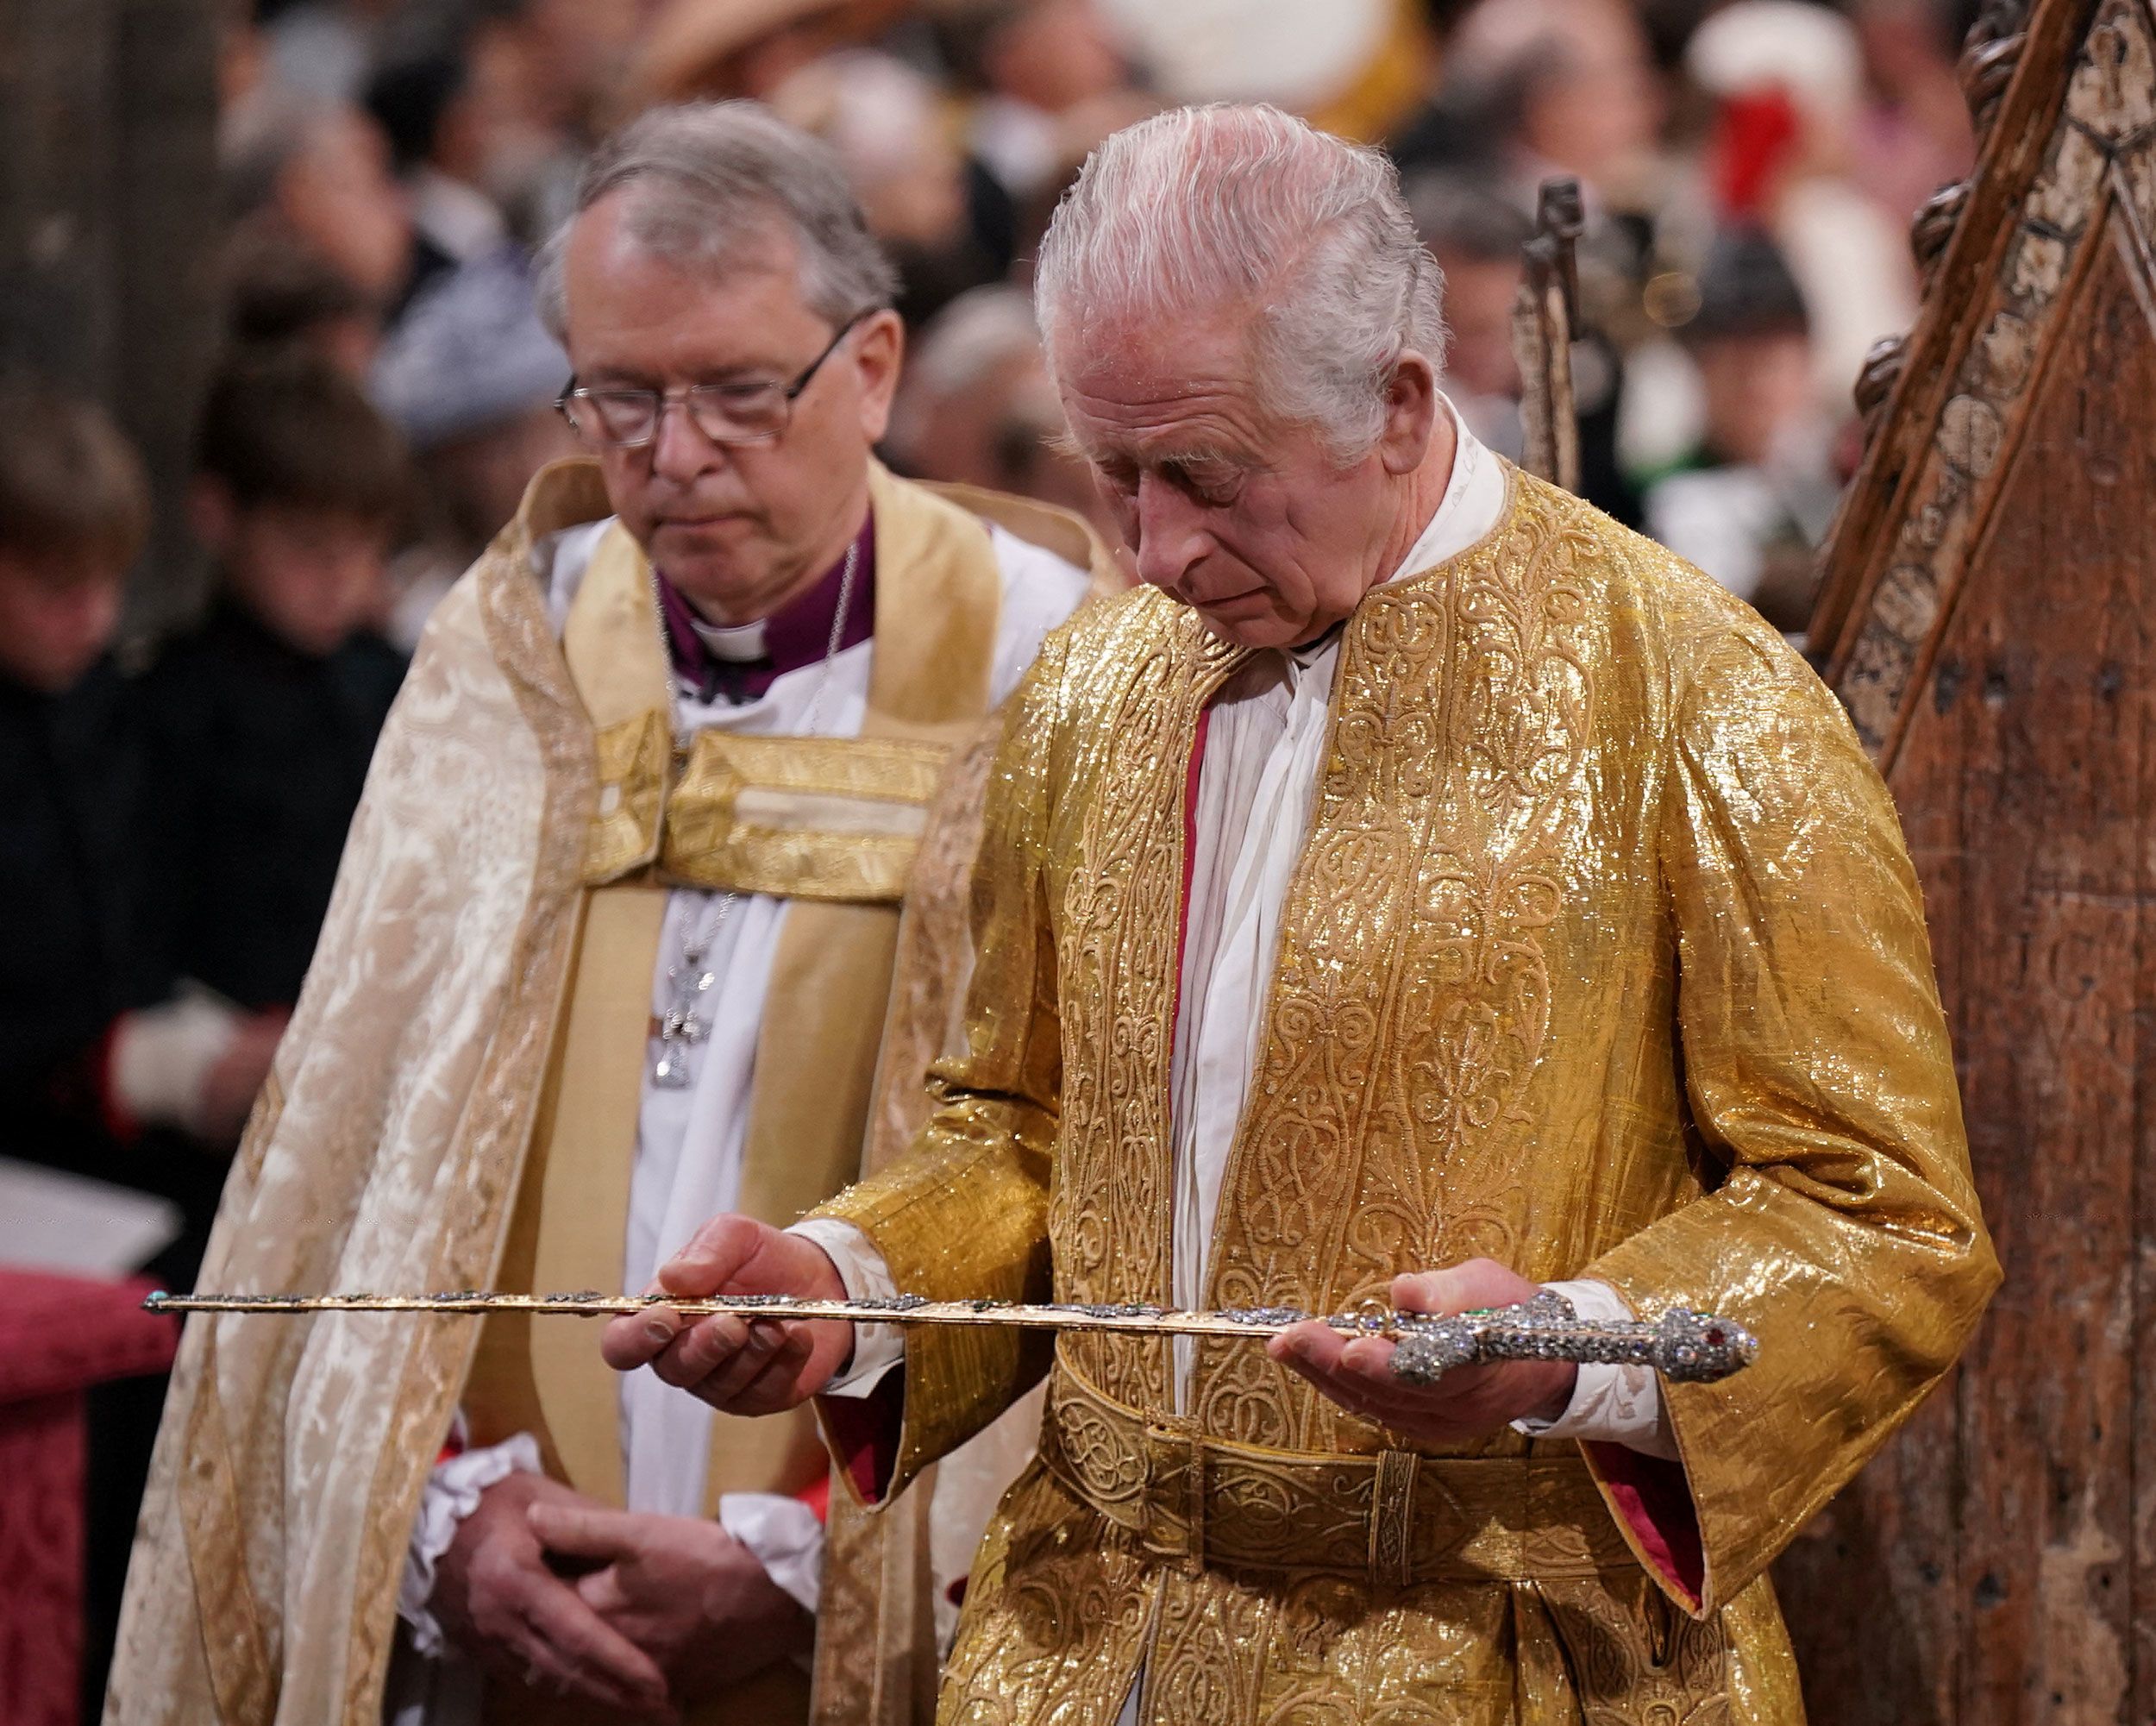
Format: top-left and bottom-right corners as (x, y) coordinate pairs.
(1267, 1258), (1578, 1445)
(599, 1214), (855, 1415)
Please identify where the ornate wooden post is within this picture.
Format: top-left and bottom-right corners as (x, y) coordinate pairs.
(1788, 0), (2156, 1717)
(1510, 175), (1584, 493)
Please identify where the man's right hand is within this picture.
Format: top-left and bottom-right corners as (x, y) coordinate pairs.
(600, 1214), (854, 1415)
(430, 1472), (674, 1718)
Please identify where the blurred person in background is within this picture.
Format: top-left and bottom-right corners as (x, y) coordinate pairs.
(365, 38), (517, 312)
(771, 49), (1012, 325)
(1095, 0), (1432, 142)
(146, 355), (411, 1022)
(479, 0), (649, 241)
(221, 84), (414, 313)
(885, 284), (1113, 540)
(625, 0), (906, 110)
(1397, 0), (1667, 523)
(1641, 227), (1838, 634)
(0, 381), (285, 1257)
(224, 229), (388, 378)
(1406, 173), (1530, 461)
(1688, 0), (1921, 421)
(931, 0), (1143, 208)
(370, 249), (577, 648)
(260, 0), (404, 102)
(1851, 0), (1980, 235)
(0, 384), (291, 1720)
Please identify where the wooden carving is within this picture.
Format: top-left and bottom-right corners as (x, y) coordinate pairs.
(1510, 177), (1584, 492)
(1789, 0), (2156, 1719)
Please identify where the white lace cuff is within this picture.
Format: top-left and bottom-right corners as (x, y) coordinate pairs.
(397, 1430), (544, 1658)
(786, 1217), (904, 1396)
(1509, 1279), (1677, 1461)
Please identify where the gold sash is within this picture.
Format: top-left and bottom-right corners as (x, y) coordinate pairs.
(462, 463), (1006, 1724)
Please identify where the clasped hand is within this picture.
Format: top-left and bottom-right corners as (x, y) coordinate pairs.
(431, 1474), (808, 1719)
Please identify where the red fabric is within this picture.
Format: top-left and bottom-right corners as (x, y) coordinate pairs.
(821, 1371), (907, 1506)
(0, 1271), (177, 1405)
(0, 1392), (87, 1726)
(1585, 1441), (1705, 1610)
(0, 1272), (179, 1725)
(1177, 706), (1211, 1008)
(1710, 90), (1802, 220)
(795, 1470), (832, 1525)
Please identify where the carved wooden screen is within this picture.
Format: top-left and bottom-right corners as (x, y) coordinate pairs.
(1791, 0), (2156, 1718)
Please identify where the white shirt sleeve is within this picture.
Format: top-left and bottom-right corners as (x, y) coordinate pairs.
(1509, 1279), (1678, 1461)
(397, 1429), (544, 1658)
(786, 1215), (905, 1396)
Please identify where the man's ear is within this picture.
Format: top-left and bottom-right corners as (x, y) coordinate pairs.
(1377, 348), (1441, 477)
(854, 309), (907, 445)
(189, 476), (237, 557)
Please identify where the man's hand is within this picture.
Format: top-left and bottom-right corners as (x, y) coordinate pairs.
(1266, 1258), (1577, 1446)
(600, 1214), (855, 1415)
(430, 1472), (673, 1718)
(529, 1501), (812, 1704)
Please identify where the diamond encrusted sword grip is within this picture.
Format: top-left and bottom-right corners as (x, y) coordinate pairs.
(1385, 1290), (1758, 1387)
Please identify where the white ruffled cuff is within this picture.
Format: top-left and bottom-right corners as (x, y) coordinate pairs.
(397, 1430), (544, 1658)
(786, 1216), (904, 1396)
(1509, 1279), (1678, 1461)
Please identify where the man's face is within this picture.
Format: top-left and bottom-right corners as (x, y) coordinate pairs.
(1056, 315), (1403, 649)
(222, 504), (390, 656)
(562, 194), (900, 622)
(0, 550), (125, 694)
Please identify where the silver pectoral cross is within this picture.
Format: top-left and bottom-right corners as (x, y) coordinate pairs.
(652, 965), (716, 1089)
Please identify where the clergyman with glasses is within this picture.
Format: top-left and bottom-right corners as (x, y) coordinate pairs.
(109, 103), (1112, 1726)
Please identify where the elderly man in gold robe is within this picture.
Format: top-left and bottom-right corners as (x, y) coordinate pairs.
(106, 104), (1109, 1726)
(608, 104), (1999, 1725)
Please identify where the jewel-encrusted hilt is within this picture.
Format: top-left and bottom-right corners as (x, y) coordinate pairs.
(1386, 1291), (1758, 1388)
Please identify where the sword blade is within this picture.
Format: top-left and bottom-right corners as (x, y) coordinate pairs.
(142, 1290), (1758, 1383)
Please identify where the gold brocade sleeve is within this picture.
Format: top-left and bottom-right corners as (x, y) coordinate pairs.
(1583, 610), (2000, 1616)
(809, 631), (1069, 1503)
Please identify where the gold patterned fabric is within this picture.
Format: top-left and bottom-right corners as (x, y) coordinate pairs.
(814, 469), (1998, 1725)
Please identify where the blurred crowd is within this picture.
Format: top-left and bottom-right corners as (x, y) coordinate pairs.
(3, 0), (1986, 1270)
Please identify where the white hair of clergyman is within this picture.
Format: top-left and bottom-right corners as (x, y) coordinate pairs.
(533, 102), (899, 341)
(1034, 104), (1448, 462)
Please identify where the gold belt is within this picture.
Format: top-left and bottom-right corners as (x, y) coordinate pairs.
(1037, 1365), (1642, 1589)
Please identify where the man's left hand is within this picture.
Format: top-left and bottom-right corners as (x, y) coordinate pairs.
(525, 1501), (812, 1706)
(1267, 1258), (1576, 1445)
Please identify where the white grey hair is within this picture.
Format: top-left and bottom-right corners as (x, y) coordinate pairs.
(533, 102), (899, 341)
(1034, 104), (1448, 461)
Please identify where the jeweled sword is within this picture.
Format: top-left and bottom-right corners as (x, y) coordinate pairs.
(143, 1288), (1757, 1386)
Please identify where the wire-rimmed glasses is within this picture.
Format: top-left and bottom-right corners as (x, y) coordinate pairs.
(555, 312), (867, 449)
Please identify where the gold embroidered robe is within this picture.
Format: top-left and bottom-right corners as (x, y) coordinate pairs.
(103, 459), (1112, 1726)
(812, 469), (1999, 1725)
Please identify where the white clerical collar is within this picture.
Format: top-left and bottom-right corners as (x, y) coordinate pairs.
(1383, 395), (1506, 587)
(686, 612), (768, 662)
